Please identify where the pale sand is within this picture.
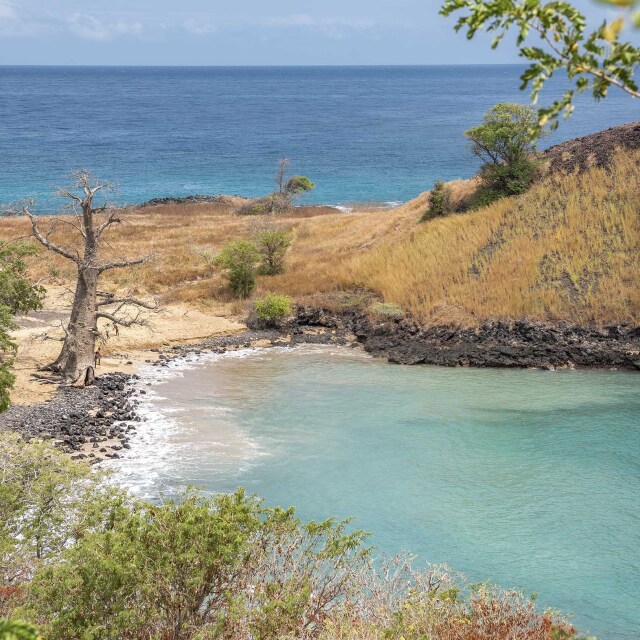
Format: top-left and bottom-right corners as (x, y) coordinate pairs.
(9, 286), (245, 406)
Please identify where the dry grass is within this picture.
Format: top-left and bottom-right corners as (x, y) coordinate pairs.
(1, 149), (638, 327)
(331, 150), (640, 325)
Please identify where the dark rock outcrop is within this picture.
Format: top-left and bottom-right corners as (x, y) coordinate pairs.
(137, 194), (236, 208)
(0, 373), (139, 461)
(543, 121), (640, 174)
(293, 306), (640, 371)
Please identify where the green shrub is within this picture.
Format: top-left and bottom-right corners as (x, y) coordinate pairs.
(254, 293), (292, 325)
(19, 483), (368, 640)
(237, 198), (271, 216)
(419, 181), (453, 222)
(369, 301), (404, 320)
(471, 156), (541, 209)
(0, 619), (40, 640)
(2, 434), (582, 640)
(0, 242), (45, 412)
(238, 195), (291, 216)
(214, 240), (260, 298)
(256, 229), (292, 275)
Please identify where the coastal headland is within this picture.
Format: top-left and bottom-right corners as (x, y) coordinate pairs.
(1, 123), (639, 457)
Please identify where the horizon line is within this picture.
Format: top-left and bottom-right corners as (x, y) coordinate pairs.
(0, 63), (528, 68)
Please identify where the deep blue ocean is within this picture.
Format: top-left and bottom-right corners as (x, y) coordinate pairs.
(1, 65), (638, 208)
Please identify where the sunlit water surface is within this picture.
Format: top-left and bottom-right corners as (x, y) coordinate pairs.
(2, 66), (638, 206)
(109, 346), (640, 639)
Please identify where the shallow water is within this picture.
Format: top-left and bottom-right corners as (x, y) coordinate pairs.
(110, 346), (640, 639)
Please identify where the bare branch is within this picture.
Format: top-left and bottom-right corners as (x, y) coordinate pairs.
(97, 292), (158, 310)
(94, 208), (123, 238)
(56, 189), (83, 205)
(98, 256), (147, 272)
(95, 310), (148, 328)
(51, 216), (85, 237)
(23, 208), (81, 264)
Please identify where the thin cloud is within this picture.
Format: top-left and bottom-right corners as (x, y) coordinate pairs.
(182, 19), (216, 36)
(267, 14), (315, 27)
(0, 7), (381, 45)
(266, 14), (375, 30)
(0, 1), (15, 20)
(0, 0), (43, 37)
(263, 14), (376, 40)
(67, 13), (143, 42)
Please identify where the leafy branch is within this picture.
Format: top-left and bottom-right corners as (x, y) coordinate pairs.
(440, 0), (640, 128)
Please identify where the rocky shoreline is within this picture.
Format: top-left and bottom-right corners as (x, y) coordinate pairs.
(1, 311), (638, 462)
(0, 372), (140, 462)
(294, 307), (640, 371)
(0, 328), (350, 461)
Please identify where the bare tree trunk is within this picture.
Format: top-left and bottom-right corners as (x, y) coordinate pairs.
(50, 266), (98, 384)
(14, 170), (152, 386)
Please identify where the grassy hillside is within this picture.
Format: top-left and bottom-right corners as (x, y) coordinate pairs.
(313, 149), (640, 325)
(1, 149), (638, 327)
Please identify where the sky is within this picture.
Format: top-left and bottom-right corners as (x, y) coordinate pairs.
(0, 0), (630, 66)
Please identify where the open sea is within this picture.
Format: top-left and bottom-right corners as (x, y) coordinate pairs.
(1, 65), (638, 207)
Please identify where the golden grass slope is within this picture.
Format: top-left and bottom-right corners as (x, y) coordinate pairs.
(1, 149), (638, 327)
(268, 149), (639, 326)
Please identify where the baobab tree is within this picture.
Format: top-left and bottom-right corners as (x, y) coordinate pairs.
(10, 170), (156, 386)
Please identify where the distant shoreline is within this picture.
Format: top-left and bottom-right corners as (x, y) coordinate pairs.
(135, 194), (404, 212)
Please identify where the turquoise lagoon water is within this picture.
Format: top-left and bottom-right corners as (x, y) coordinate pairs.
(111, 346), (640, 639)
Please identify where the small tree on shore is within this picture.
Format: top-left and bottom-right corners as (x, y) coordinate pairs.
(9, 170), (156, 386)
(466, 103), (542, 206)
(275, 158), (315, 211)
(239, 159), (315, 215)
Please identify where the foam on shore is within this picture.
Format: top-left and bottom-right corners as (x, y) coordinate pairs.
(104, 348), (267, 497)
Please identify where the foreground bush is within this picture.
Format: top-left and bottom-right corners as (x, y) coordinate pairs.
(0, 242), (45, 412)
(0, 433), (126, 619)
(0, 619), (39, 640)
(1, 434), (585, 640)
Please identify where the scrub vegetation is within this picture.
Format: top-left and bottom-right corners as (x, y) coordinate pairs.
(253, 293), (292, 326)
(0, 433), (586, 640)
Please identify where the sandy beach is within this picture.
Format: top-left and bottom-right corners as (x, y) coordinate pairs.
(9, 285), (246, 406)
